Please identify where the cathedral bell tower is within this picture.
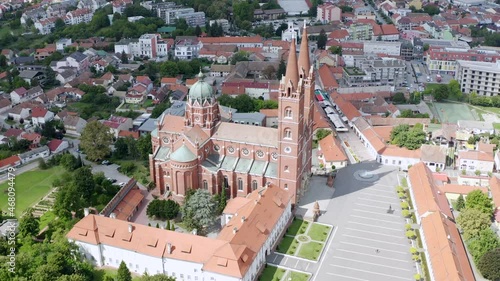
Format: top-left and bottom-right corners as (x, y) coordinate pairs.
(184, 71), (220, 135)
(277, 35), (307, 204)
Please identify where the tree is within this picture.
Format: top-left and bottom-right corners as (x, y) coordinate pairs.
(455, 195), (465, 211)
(423, 4), (440, 16)
(262, 65), (277, 80)
(465, 189), (494, 215)
(18, 210), (39, 238)
(317, 29), (327, 50)
(328, 45), (342, 55)
(80, 121), (113, 161)
(478, 248), (500, 280)
(54, 18), (66, 31)
(0, 55), (7, 69)
(467, 229), (500, 262)
(140, 274), (177, 281)
(60, 154), (78, 171)
(121, 51), (129, 64)
(448, 79), (463, 100)
(432, 84), (450, 101)
(137, 134), (152, 161)
(230, 51), (250, 65)
(117, 261), (132, 281)
(183, 189), (217, 231)
(392, 92), (406, 104)
(74, 166), (96, 202)
(316, 129), (332, 140)
(277, 59), (286, 79)
(195, 25), (202, 37)
(151, 99), (172, 118)
(456, 208), (492, 241)
(390, 124), (426, 150)
(146, 199), (180, 220)
(216, 186), (227, 214)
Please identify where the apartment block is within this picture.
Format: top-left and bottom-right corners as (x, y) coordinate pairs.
(317, 3), (341, 23)
(455, 60), (500, 96)
(156, 3), (205, 27)
(114, 34), (168, 59)
(348, 23), (373, 41)
(427, 46), (500, 75)
(343, 57), (405, 87)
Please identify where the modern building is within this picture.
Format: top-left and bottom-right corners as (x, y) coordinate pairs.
(174, 36), (202, 60)
(316, 3), (341, 23)
(454, 60), (500, 96)
(427, 47), (500, 75)
(348, 23), (373, 41)
(149, 31), (315, 205)
(343, 57), (405, 87)
(67, 183), (292, 281)
(156, 4), (205, 27)
(115, 34), (169, 59)
(363, 41), (401, 57)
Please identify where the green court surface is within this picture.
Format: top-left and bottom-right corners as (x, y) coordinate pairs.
(433, 102), (477, 123)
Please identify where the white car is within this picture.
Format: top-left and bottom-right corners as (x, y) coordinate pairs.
(118, 182), (126, 187)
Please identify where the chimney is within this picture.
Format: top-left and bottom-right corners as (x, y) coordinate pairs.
(167, 243), (172, 254)
(447, 235), (451, 240)
(192, 229), (197, 235)
(84, 208), (90, 217)
(110, 213), (116, 219)
(233, 227), (238, 234)
(241, 216), (246, 223)
(128, 224), (133, 233)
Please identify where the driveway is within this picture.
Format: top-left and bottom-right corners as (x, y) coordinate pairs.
(312, 162), (416, 281)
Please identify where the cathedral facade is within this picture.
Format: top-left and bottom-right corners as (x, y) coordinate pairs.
(149, 29), (315, 204)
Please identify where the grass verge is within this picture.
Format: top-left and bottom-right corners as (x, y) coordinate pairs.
(259, 266), (286, 281)
(276, 236), (299, 255)
(288, 271), (311, 281)
(297, 241), (324, 261)
(287, 219), (309, 236)
(307, 223), (331, 242)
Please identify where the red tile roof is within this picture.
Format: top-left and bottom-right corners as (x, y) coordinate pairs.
(318, 65), (339, 90)
(31, 107), (48, 118)
(0, 155), (21, 168)
(47, 139), (64, 152)
(4, 128), (24, 138)
(118, 130), (139, 139)
(21, 133), (41, 142)
(318, 133), (347, 162)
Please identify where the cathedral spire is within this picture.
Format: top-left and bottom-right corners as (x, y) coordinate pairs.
(298, 21), (310, 77)
(284, 35), (299, 90)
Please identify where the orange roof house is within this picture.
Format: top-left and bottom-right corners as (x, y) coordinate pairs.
(407, 163), (475, 281)
(318, 133), (347, 166)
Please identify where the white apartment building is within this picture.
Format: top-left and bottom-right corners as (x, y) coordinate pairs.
(114, 34), (168, 59)
(157, 5), (205, 27)
(363, 41), (401, 57)
(34, 17), (57, 35)
(174, 37), (201, 60)
(458, 150), (494, 174)
(455, 60), (500, 96)
(64, 8), (93, 25)
(67, 184), (292, 281)
(316, 3), (341, 23)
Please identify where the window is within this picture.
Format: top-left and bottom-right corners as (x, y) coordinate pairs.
(203, 180), (208, 190)
(284, 165), (289, 172)
(284, 184), (288, 189)
(180, 274), (184, 278)
(252, 180), (258, 191)
(284, 129), (292, 139)
(238, 178), (243, 191)
(284, 107), (292, 118)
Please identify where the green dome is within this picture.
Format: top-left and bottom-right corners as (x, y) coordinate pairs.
(170, 145), (197, 162)
(189, 71), (213, 100)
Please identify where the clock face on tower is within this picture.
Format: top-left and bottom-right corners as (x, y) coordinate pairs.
(162, 137), (169, 144)
(195, 116), (200, 122)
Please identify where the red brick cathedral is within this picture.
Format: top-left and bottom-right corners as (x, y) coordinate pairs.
(149, 29), (315, 204)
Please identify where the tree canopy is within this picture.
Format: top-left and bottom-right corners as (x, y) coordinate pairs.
(217, 94), (278, 113)
(390, 124), (426, 150)
(182, 189), (217, 231)
(146, 199), (180, 220)
(477, 248), (500, 281)
(467, 229), (500, 263)
(80, 120), (114, 162)
(465, 189), (494, 216)
(456, 208), (492, 241)
(117, 261), (132, 281)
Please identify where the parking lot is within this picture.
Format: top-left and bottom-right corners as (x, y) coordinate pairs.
(312, 163), (416, 281)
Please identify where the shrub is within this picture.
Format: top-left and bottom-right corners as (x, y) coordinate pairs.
(398, 191), (407, 199)
(405, 224), (413, 231)
(400, 201), (410, 210)
(402, 210), (411, 218)
(412, 254), (420, 262)
(414, 273), (422, 281)
(406, 230), (416, 239)
(410, 247), (418, 254)
(396, 186), (404, 193)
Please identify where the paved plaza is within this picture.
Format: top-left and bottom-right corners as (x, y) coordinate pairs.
(313, 162), (416, 281)
(268, 163), (416, 281)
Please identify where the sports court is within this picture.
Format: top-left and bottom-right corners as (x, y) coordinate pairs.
(432, 102), (477, 123)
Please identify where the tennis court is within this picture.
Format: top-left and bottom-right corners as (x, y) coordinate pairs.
(433, 102), (478, 123)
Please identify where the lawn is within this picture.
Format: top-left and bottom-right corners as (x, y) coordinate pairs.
(307, 224), (331, 242)
(433, 102), (477, 123)
(287, 219), (309, 236)
(259, 266), (286, 281)
(276, 236), (299, 255)
(494, 123), (500, 130)
(288, 271), (311, 281)
(38, 211), (56, 230)
(476, 105), (500, 115)
(424, 83), (441, 91)
(115, 160), (150, 185)
(0, 167), (64, 217)
(297, 241), (324, 261)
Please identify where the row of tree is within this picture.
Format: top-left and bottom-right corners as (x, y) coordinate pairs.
(218, 94), (279, 113)
(455, 190), (500, 280)
(423, 80), (463, 102)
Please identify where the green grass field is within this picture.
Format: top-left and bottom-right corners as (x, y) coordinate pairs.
(286, 219), (309, 236)
(0, 167), (64, 217)
(287, 271), (311, 281)
(259, 266), (286, 281)
(297, 241), (324, 261)
(93, 268), (141, 281)
(276, 236), (299, 255)
(433, 102), (477, 123)
(307, 224), (331, 242)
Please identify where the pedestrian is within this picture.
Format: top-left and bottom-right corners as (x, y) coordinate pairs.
(375, 249), (380, 253)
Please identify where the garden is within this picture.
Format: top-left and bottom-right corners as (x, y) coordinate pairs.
(276, 219), (332, 261)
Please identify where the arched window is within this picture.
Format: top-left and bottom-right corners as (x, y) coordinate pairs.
(252, 180), (258, 191)
(203, 180), (208, 190)
(284, 128), (292, 139)
(284, 107), (292, 118)
(238, 178), (243, 191)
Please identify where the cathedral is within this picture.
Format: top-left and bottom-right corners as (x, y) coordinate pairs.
(149, 28), (315, 204)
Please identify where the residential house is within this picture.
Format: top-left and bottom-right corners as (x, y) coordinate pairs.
(135, 75), (153, 93)
(56, 69), (77, 84)
(420, 144), (447, 172)
(19, 70), (45, 85)
(0, 155), (21, 173)
(55, 52), (89, 72)
(174, 37), (201, 60)
(63, 115), (87, 136)
(259, 109), (278, 128)
(19, 145), (50, 164)
(10, 87), (28, 105)
(4, 129), (24, 140)
(34, 17), (58, 35)
(56, 38), (73, 51)
(102, 116), (133, 137)
(47, 139), (69, 154)
(21, 133), (41, 149)
(112, 0), (132, 14)
(210, 64), (234, 77)
(458, 150), (494, 174)
(318, 133), (348, 169)
(31, 107), (55, 126)
(0, 98), (12, 114)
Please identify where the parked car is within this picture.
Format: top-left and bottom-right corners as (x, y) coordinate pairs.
(102, 160), (111, 165)
(118, 182), (126, 187)
(107, 178), (117, 183)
